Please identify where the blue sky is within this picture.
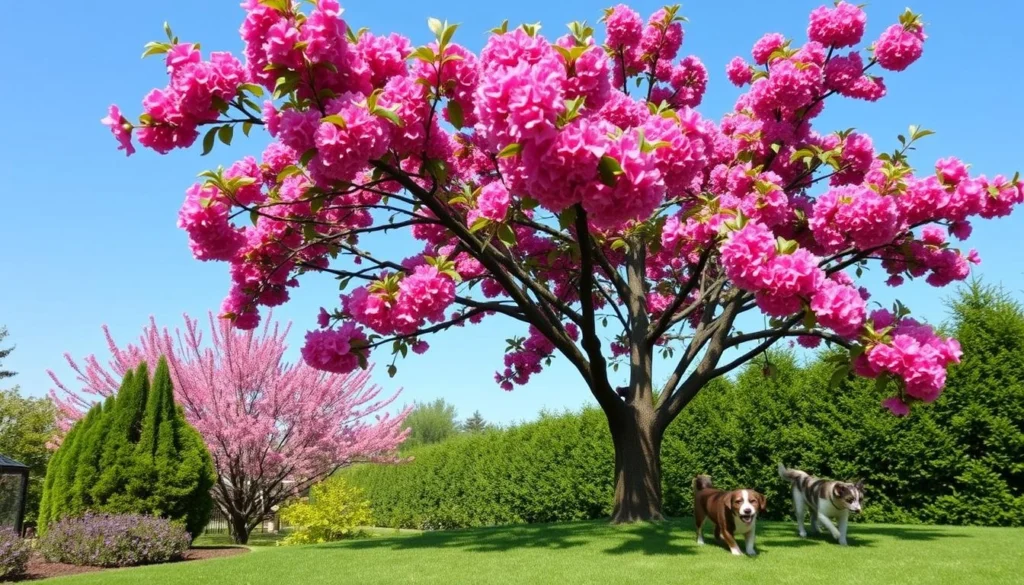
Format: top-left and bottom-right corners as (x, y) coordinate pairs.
(1, 1), (1022, 426)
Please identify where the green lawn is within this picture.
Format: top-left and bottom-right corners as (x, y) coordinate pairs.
(39, 519), (1024, 585)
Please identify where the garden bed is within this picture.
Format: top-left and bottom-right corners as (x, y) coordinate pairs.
(17, 547), (248, 581)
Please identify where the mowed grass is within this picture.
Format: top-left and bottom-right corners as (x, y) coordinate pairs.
(39, 519), (1024, 585)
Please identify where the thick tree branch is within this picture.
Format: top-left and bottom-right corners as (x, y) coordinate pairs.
(574, 205), (622, 414)
(647, 249), (712, 345)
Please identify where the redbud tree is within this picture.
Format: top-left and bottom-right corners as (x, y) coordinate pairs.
(103, 1), (1023, 522)
(49, 314), (409, 543)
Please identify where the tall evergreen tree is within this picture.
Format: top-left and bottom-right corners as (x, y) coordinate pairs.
(0, 326), (15, 380)
(69, 395), (115, 514)
(94, 363), (149, 509)
(462, 411), (489, 433)
(39, 358), (215, 536)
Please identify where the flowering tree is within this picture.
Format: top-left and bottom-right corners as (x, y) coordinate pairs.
(49, 314), (409, 543)
(103, 1), (1023, 522)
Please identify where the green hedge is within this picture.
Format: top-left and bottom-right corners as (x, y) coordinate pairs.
(344, 283), (1024, 529)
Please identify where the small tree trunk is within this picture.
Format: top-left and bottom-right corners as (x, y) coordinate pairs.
(609, 406), (664, 523)
(229, 512), (251, 545)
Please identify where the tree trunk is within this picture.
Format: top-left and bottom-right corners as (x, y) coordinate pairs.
(609, 406), (664, 523)
(228, 512), (251, 545)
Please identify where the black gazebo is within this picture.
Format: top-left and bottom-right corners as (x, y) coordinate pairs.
(0, 454), (29, 536)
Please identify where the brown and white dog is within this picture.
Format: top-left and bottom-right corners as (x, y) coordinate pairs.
(778, 463), (863, 546)
(693, 475), (766, 556)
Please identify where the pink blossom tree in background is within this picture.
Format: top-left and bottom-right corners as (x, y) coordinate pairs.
(49, 313), (409, 543)
(103, 1), (1023, 522)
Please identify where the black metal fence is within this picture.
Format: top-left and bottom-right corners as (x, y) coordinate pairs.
(202, 509), (289, 536)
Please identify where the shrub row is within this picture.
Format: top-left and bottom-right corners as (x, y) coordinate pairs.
(343, 284), (1024, 529)
(0, 528), (30, 580)
(38, 513), (191, 568)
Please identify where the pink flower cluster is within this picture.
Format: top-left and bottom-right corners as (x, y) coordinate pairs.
(344, 266), (456, 336)
(810, 185), (901, 253)
(301, 322), (368, 374)
(874, 22), (925, 72)
(721, 222), (868, 336)
(856, 310), (962, 414)
(124, 44), (246, 154)
(495, 324), (579, 390)
(807, 2), (866, 48)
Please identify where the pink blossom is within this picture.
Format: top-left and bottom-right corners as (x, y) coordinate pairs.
(882, 396), (910, 416)
(178, 183), (245, 261)
(875, 23), (925, 72)
(101, 105), (135, 156)
(807, 2), (867, 48)
(721, 222), (777, 291)
(751, 33), (786, 65)
(412, 340), (430, 354)
(301, 322), (367, 374)
(810, 280), (866, 338)
(726, 57), (752, 86)
(478, 181), (511, 221)
(317, 308), (331, 329)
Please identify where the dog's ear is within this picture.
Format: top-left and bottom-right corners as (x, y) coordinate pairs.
(756, 492), (767, 514)
(833, 483), (847, 498)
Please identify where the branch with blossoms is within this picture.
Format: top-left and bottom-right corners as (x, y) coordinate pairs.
(102, 0), (1022, 430)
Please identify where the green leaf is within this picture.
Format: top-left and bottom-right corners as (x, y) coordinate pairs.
(277, 165), (302, 182)
(520, 197), (540, 211)
(387, 364), (397, 378)
(163, 21), (174, 41)
(373, 107), (403, 127)
(427, 17), (444, 37)
(240, 83), (265, 98)
(409, 46), (436, 63)
(201, 126), (218, 156)
(469, 216), (491, 233)
(141, 42), (170, 59)
(218, 124), (234, 146)
(497, 143), (523, 158)
(250, 210), (260, 226)
(303, 223), (317, 241)
(610, 239), (627, 251)
(829, 365), (850, 389)
(496, 224), (517, 248)
(440, 23), (459, 47)
(802, 310), (816, 330)
(558, 207), (577, 231)
(447, 100), (464, 129)
(321, 114), (348, 129)
(598, 155), (623, 186)
(242, 121), (253, 137)
(300, 148), (317, 167)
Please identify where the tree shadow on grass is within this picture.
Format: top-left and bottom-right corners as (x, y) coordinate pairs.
(325, 519), (698, 557)
(758, 522), (967, 549)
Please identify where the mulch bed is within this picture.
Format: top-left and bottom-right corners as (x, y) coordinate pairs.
(17, 547), (249, 581)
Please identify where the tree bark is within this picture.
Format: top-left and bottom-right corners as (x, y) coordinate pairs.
(228, 511), (251, 545)
(609, 405), (664, 523)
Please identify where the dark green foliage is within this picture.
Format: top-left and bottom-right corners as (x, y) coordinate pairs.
(0, 387), (58, 525)
(402, 398), (460, 450)
(345, 409), (614, 529)
(345, 283), (1024, 529)
(38, 358), (216, 536)
(0, 326), (16, 380)
(461, 411), (489, 433)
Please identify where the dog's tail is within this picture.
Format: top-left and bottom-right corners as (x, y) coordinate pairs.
(778, 462), (805, 485)
(693, 474), (713, 492)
